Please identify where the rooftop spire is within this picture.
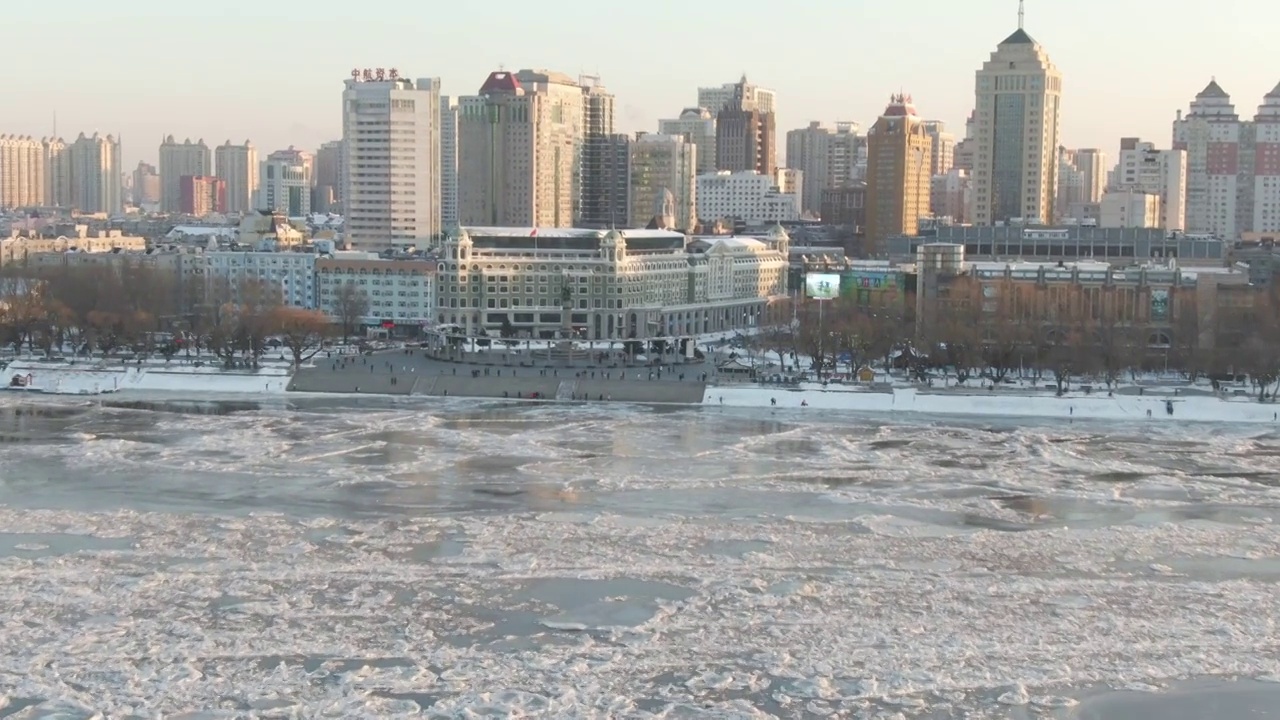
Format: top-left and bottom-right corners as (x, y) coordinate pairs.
(1018, 0), (1025, 29)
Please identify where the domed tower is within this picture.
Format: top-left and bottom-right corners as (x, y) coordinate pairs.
(454, 227), (473, 261)
(765, 222), (790, 255)
(600, 228), (627, 263)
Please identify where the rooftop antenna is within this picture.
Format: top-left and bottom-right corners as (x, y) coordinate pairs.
(1018, 0), (1025, 29)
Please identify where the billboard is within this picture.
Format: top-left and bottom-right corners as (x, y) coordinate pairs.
(1151, 289), (1169, 322)
(806, 273), (840, 300)
(845, 271), (902, 292)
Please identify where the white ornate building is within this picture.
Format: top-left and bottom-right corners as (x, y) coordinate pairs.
(435, 225), (789, 340)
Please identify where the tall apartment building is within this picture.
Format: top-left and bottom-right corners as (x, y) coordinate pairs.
(1254, 82), (1280, 233)
(1056, 147), (1107, 220)
(180, 175), (226, 216)
(579, 75), (629, 228)
(67, 132), (122, 214)
(827, 122), (864, 189)
(971, 24), (1062, 225)
(715, 76), (776, 175)
(1074, 148), (1107, 202)
(342, 72), (441, 249)
(438, 99), (458, 229)
(132, 162), (160, 208)
(628, 133), (697, 231)
(921, 121), (955, 177)
(1112, 138), (1187, 231)
(865, 95), (933, 255)
(158, 137), (211, 213)
(952, 113), (977, 172)
(214, 140), (258, 214)
(786, 122), (831, 216)
(658, 108), (717, 175)
(314, 140), (343, 198)
(1174, 80), (1280, 238)
(0, 135), (45, 208)
(457, 69), (583, 228)
(931, 168), (971, 223)
(260, 154), (312, 217)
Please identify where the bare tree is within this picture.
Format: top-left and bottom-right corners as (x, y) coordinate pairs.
(333, 281), (370, 341)
(271, 307), (333, 368)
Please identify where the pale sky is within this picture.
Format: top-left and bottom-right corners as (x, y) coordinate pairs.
(7, 0), (1279, 170)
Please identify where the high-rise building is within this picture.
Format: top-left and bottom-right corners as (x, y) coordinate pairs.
(259, 154), (312, 217)
(696, 171), (798, 225)
(865, 94), (933, 255)
(68, 132), (122, 214)
(921, 121), (955, 177)
(628, 133), (697, 231)
(697, 79), (776, 117)
(786, 122), (831, 216)
(931, 168), (971, 223)
(971, 22), (1062, 225)
(952, 113), (977, 173)
(42, 137), (71, 208)
(1112, 138), (1186, 231)
(179, 175), (226, 216)
(1254, 82), (1280, 233)
(1074, 148), (1107, 203)
(438, 98), (458, 229)
(342, 71), (441, 249)
(581, 134), (631, 229)
(658, 108), (717, 175)
(1173, 80), (1280, 238)
(314, 140), (343, 196)
(457, 69), (583, 228)
(132, 162), (160, 208)
(827, 122), (864, 189)
(214, 140), (258, 214)
(0, 135), (45, 208)
(579, 76), (629, 228)
(715, 76), (776, 175)
(158, 136), (211, 213)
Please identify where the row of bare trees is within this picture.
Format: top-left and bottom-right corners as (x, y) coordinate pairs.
(0, 263), (366, 369)
(747, 293), (1280, 401)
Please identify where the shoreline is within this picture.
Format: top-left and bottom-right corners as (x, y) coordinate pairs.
(4, 359), (1277, 425)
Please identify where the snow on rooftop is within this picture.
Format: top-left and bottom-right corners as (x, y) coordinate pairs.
(459, 226), (685, 241)
(166, 226), (236, 237)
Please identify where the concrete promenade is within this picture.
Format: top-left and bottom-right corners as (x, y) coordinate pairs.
(287, 347), (709, 404)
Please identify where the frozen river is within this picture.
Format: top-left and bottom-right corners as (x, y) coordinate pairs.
(1, 394), (1279, 718)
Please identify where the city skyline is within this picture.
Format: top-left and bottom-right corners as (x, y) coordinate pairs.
(9, 0), (1280, 169)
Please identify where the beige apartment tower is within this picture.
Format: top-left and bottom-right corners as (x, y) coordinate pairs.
(971, 23), (1062, 225)
(159, 136), (211, 213)
(214, 140), (258, 214)
(0, 135), (45, 208)
(865, 95), (933, 256)
(457, 69), (584, 228)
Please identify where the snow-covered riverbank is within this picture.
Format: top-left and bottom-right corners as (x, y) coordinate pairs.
(2, 360), (290, 395)
(705, 384), (1278, 424)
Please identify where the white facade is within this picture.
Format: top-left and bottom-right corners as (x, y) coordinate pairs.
(828, 122), (864, 187)
(214, 141), (258, 214)
(1113, 139), (1187, 231)
(1100, 190), (1160, 229)
(921, 120), (955, 176)
(42, 138), (71, 208)
(159, 137), (211, 213)
(628, 134), (697, 231)
(439, 96), (459, 230)
(971, 27), (1063, 225)
(181, 250), (316, 308)
(259, 158), (312, 217)
(342, 74), (442, 250)
(316, 255), (437, 325)
(930, 168), (971, 223)
(436, 225), (788, 340)
(658, 108), (717, 175)
(696, 171), (800, 225)
(0, 135), (44, 208)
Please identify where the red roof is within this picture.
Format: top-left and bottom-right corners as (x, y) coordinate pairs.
(479, 71), (521, 94)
